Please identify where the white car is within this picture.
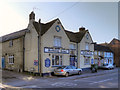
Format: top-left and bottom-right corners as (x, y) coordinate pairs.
(99, 64), (114, 69)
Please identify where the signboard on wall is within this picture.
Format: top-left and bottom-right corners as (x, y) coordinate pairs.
(81, 50), (93, 56)
(34, 60), (38, 66)
(45, 58), (51, 67)
(44, 47), (69, 54)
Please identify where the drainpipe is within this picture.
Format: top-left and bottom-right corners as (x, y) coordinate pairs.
(22, 35), (25, 72)
(76, 42), (79, 68)
(38, 19), (42, 76)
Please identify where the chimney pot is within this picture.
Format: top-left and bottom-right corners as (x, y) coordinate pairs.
(79, 26), (85, 32)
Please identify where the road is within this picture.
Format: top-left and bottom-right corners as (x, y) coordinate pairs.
(1, 68), (118, 89)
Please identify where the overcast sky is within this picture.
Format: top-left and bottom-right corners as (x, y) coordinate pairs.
(0, 1), (118, 44)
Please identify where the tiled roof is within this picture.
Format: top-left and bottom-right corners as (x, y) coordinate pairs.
(33, 18), (58, 36)
(65, 30), (88, 43)
(33, 18), (88, 43)
(1, 29), (29, 42)
(94, 44), (112, 52)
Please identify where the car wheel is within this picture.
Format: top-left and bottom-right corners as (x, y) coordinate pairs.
(65, 72), (69, 77)
(78, 71), (82, 75)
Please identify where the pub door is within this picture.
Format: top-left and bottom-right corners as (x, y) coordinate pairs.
(70, 56), (75, 66)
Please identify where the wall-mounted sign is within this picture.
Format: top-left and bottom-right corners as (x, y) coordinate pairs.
(81, 50), (93, 56)
(45, 58), (51, 67)
(34, 60), (38, 66)
(55, 25), (61, 32)
(44, 47), (69, 54)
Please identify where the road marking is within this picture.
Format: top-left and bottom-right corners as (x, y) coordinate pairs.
(90, 78), (113, 84)
(51, 82), (77, 87)
(21, 85), (37, 88)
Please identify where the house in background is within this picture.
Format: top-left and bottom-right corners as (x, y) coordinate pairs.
(108, 38), (120, 67)
(99, 38), (120, 67)
(94, 43), (114, 66)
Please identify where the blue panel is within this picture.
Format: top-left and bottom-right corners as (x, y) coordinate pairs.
(2, 57), (5, 68)
(45, 58), (51, 67)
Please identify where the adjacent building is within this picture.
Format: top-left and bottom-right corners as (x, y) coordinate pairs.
(94, 43), (114, 66)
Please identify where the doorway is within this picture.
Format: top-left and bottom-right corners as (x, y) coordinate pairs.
(2, 57), (5, 69)
(70, 56), (75, 66)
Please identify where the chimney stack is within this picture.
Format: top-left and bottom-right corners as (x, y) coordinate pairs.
(79, 26), (85, 32)
(29, 11), (35, 23)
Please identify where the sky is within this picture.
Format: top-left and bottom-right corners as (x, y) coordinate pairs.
(0, 0), (118, 44)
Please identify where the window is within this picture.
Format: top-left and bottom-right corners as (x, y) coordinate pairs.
(85, 42), (89, 50)
(8, 55), (14, 64)
(98, 51), (100, 55)
(9, 40), (13, 47)
(69, 44), (75, 49)
(52, 55), (62, 66)
(84, 57), (90, 65)
(94, 51), (97, 55)
(54, 36), (61, 47)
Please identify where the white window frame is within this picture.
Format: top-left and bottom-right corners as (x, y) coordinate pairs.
(52, 55), (62, 66)
(8, 55), (14, 64)
(54, 36), (61, 47)
(85, 42), (89, 50)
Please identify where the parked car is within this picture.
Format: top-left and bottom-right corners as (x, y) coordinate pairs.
(98, 64), (114, 69)
(54, 65), (82, 77)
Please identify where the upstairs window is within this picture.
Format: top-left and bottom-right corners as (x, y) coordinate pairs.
(85, 42), (89, 50)
(9, 40), (13, 47)
(54, 36), (61, 47)
(69, 44), (76, 49)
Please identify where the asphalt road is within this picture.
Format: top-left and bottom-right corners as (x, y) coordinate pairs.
(2, 68), (118, 89)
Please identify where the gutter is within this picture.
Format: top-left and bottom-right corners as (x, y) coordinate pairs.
(22, 35), (25, 72)
(76, 42), (79, 68)
(38, 19), (42, 76)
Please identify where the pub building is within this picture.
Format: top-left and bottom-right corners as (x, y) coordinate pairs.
(0, 11), (94, 76)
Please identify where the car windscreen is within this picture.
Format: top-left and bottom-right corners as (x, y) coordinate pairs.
(57, 66), (66, 69)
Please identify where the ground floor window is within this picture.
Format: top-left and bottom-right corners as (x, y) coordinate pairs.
(52, 55), (62, 66)
(108, 59), (113, 64)
(8, 55), (14, 64)
(94, 59), (98, 64)
(84, 57), (90, 65)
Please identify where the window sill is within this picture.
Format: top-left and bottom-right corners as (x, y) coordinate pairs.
(9, 63), (14, 64)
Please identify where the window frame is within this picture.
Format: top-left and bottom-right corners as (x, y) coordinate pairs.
(54, 36), (61, 47)
(8, 55), (14, 64)
(9, 40), (13, 47)
(52, 55), (62, 66)
(84, 57), (90, 65)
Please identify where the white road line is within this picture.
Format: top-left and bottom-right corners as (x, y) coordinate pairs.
(90, 78), (113, 84)
(20, 85), (38, 88)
